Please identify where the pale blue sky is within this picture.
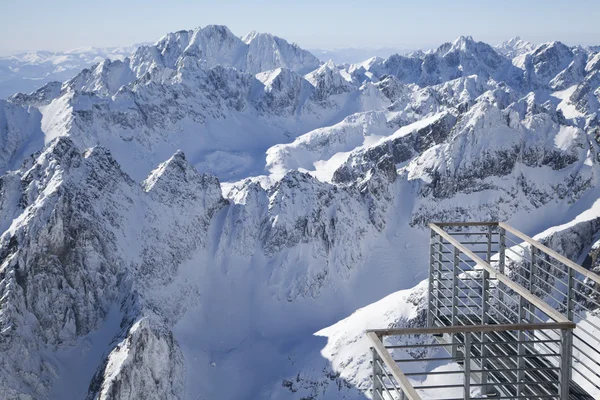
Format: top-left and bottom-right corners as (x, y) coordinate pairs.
(1, 0), (599, 53)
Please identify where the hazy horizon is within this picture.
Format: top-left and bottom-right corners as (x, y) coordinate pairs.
(1, 0), (599, 55)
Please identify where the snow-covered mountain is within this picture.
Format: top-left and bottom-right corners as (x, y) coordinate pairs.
(1, 25), (600, 400)
(345, 36), (524, 87)
(495, 36), (536, 58)
(309, 47), (415, 64)
(0, 44), (144, 99)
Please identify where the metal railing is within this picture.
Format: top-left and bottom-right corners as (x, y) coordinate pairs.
(365, 221), (600, 400)
(498, 222), (600, 396)
(368, 323), (576, 400)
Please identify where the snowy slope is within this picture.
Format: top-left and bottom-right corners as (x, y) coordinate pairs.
(1, 26), (600, 400)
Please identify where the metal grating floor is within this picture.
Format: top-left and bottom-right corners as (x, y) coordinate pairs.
(434, 316), (594, 399)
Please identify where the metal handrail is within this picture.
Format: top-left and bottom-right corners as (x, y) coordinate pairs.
(428, 221), (600, 398)
(367, 323), (575, 400)
(367, 331), (422, 400)
(429, 223), (570, 324)
(366, 221), (599, 399)
(498, 222), (600, 286)
(368, 322), (576, 336)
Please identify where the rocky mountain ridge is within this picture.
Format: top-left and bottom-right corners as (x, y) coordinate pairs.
(0, 25), (599, 400)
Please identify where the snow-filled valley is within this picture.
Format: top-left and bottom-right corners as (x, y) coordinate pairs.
(1, 25), (600, 400)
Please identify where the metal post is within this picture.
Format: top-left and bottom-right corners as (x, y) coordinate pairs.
(530, 246), (537, 293)
(517, 298), (526, 396)
(480, 226), (492, 395)
(567, 267), (574, 321)
(498, 227), (506, 273)
(464, 333), (471, 400)
(498, 227), (506, 303)
(481, 270), (490, 394)
(372, 346), (382, 400)
(428, 230), (436, 327)
(486, 225), (493, 263)
(560, 328), (573, 399)
(452, 246), (459, 326)
(481, 269), (490, 324)
(438, 237), (444, 323)
(452, 246), (459, 358)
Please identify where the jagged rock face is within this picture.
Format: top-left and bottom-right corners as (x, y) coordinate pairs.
(0, 140), (205, 399)
(0, 100), (44, 173)
(333, 111), (458, 183)
(413, 104), (587, 196)
(31, 54), (381, 182)
(570, 70), (600, 115)
(65, 59), (136, 97)
(356, 36), (522, 87)
(256, 68), (316, 115)
(0, 137), (401, 399)
(1, 28), (600, 400)
(261, 171), (375, 299)
(306, 61), (357, 101)
(243, 31), (321, 75)
(528, 42), (575, 85)
(9, 81), (63, 108)
(332, 96), (594, 227)
(129, 25), (320, 80)
(0, 138), (135, 399)
(88, 318), (185, 400)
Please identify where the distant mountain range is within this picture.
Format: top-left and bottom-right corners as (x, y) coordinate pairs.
(0, 44), (146, 99)
(309, 47), (416, 64)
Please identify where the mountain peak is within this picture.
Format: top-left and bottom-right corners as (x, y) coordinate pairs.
(455, 35), (475, 44)
(142, 150), (191, 193)
(534, 40), (571, 55)
(196, 24), (236, 37)
(241, 30), (258, 43)
(142, 151), (225, 210)
(134, 24), (321, 76)
(495, 36), (535, 58)
(241, 30), (264, 44)
(451, 35), (476, 50)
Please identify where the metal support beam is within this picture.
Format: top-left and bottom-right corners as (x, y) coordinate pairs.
(367, 332), (423, 400)
(530, 246), (536, 293)
(452, 246), (459, 358)
(372, 346), (383, 400)
(517, 297), (526, 396)
(437, 236), (444, 326)
(481, 269), (490, 395)
(560, 328), (573, 400)
(464, 333), (471, 400)
(567, 267), (574, 321)
(428, 231), (435, 328)
(498, 227), (506, 275)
